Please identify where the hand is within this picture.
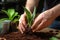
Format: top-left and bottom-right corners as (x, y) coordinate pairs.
(18, 14), (27, 34)
(31, 10), (58, 32)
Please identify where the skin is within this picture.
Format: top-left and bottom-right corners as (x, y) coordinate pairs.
(31, 4), (60, 32)
(18, 0), (39, 33)
(18, 0), (60, 34)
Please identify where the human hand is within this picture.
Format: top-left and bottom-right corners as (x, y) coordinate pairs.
(31, 10), (58, 32)
(18, 14), (27, 34)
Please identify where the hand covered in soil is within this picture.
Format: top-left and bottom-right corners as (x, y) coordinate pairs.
(31, 10), (58, 32)
(18, 14), (27, 34)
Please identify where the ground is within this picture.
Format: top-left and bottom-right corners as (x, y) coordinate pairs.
(0, 28), (60, 40)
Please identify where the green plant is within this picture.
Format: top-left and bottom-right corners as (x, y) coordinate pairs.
(49, 33), (60, 40)
(49, 37), (58, 40)
(24, 7), (36, 27)
(0, 9), (20, 34)
(0, 9), (20, 22)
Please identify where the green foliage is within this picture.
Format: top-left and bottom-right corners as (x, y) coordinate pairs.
(49, 37), (58, 40)
(24, 7), (36, 27)
(0, 9), (20, 23)
(49, 33), (60, 40)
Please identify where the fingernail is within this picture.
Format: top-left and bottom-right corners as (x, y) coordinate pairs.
(21, 31), (23, 34)
(33, 30), (35, 32)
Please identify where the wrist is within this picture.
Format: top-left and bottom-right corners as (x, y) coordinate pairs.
(50, 4), (60, 17)
(44, 9), (58, 19)
(49, 9), (58, 18)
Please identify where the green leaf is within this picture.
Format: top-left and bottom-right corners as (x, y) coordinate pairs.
(7, 9), (15, 19)
(23, 7), (36, 27)
(1, 9), (20, 23)
(13, 15), (20, 23)
(17, 15), (21, 19)
(30, 7), (36, 26)
(13, 18), (19, 23)
(0, 18), (9, 22)
(10, 12), (18, 21)
(24, 7), (32, 27)
(32, 7), (36, 20)
(49, 37), (58, 40)
(1, 10), (9, 17)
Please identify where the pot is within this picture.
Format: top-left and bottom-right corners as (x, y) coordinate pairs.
(0, 20), (11, 35)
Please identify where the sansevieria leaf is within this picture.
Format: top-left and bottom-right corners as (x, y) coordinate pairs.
(32, 7), (36, 20)
(24, 7), (36, 27)
(30, 7), (36, 25)
(24, 7), (32, 27)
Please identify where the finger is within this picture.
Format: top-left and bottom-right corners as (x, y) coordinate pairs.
(33, 19), (47, 32)
(21, 22), (26, 32)
(21, 14), (27, 27)
(20, 27), (23, 34)
(22, 18), (27, 28)
(18, 23), (23, 34)
(31, 16), (43, 31)
(36, 19), (55, 32)
(19, 22), (26, 33)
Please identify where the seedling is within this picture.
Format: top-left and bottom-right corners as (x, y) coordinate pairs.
(24, 7), (36, 33)
(24, 7), (36, 27)
(0, 9), (20, 22)
(0, 9), (20, 34)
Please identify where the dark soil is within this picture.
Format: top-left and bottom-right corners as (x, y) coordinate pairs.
(0, 23), (60, 40)
(0, 30), (56, 40)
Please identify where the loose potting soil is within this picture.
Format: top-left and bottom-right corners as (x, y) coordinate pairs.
(0, 28), (60, 40)
(0, 31), (55, 40)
